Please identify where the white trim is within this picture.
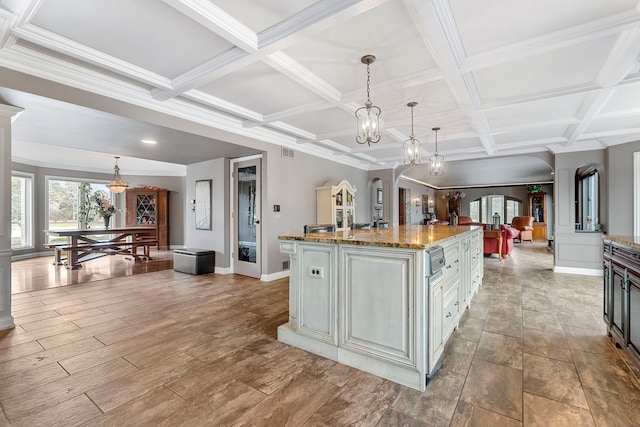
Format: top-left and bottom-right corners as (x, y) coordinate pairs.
(261, 270), (290, 282)
(215, 266), (233, 275)
(553, 266), (603, 276)
(634, 151), (640, 236)
(229, 154), (263, 277)
(11, 251), (48, 262)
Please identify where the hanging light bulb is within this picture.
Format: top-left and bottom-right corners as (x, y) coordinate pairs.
(355, 55), (381, 146)
(107, 156), (128, 193)
(403, 102), (421, 166)
(428, 127), (445, 176)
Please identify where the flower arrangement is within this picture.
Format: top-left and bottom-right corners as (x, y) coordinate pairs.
(94, 191), (119, 217)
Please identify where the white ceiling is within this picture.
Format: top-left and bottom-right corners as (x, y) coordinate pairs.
(1, 0), (639, 185)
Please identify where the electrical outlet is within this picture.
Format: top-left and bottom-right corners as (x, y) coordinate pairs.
(309, 266), (324, 278)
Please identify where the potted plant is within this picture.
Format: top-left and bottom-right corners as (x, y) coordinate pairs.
(526, 184), (543, 193)
(94, 190), (119, 228)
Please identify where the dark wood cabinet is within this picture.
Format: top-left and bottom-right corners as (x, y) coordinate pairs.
(528, 192), (547, 240)
(125, 188), (169, 249)
(603, 238), (640, 367)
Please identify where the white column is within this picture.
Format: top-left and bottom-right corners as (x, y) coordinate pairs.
(0, 104), (24, 330)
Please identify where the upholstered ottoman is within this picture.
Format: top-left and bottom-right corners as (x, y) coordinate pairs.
(174, 248), (215, 275)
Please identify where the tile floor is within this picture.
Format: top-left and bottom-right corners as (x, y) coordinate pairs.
(2, 242), (640, 426)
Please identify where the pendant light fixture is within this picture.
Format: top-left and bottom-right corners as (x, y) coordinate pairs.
(355, 55), (381, 146)
(107, 156), (128, 193)
(403, 102), (421, 166)
(428, 127), (445, 176)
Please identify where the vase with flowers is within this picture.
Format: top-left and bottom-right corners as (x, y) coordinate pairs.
(94, 191), (119, 229)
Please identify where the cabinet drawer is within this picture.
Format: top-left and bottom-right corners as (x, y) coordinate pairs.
(443, 281), (459, 334)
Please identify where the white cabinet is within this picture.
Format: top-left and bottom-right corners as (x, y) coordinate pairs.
(316, 180), (356, 231)
(428, 272), (445, 374)
(298, 243), (338, 345)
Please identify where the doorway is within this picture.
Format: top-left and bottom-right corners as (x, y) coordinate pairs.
(399, 188), (411, 225)
(232, 157), (262, 278)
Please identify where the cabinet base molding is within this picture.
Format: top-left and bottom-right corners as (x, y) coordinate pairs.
(553, 266), (603, 276)
(278, 323), (424, 391)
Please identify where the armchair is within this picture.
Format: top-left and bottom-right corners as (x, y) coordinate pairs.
(458, 216), (483, 226)
(511, 216), (534, 242)
(483, 225), (520, 258)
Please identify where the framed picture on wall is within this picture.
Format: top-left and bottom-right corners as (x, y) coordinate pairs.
(377, 188), (383, 204)
(195, 179), (212, 230)
(422, 195), (429, 214)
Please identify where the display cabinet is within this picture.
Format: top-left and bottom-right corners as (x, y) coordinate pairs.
(125, 188), (170, 249)
(528, 192), (547, 240)
(316, 180), (356, 231)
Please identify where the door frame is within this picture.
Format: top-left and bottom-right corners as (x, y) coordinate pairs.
(229, 154), (263, 278)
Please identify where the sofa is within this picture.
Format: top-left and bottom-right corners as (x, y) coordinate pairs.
(483, 224), (520, 258)
(458, 216), (483, 226)
(511, 216), (534, 242)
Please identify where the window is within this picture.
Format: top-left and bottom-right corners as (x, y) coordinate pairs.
(472, 195), (522, 225)
(46, 177), (113, 244)
(11, 173), (34, 249)
(506, 199), (520, 224)
(469, 200), (480, 223)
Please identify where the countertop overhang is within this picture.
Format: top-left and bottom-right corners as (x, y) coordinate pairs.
(604, 235), (640, 250)
(278, 225), (481, 249)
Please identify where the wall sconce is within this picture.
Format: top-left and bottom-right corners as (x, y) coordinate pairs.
(415, 197), (420, 206)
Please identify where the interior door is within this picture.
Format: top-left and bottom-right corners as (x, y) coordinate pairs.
(233, 158), (261, 278)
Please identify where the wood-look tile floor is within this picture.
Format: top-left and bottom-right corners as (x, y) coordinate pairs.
(3, 243), (640, 426)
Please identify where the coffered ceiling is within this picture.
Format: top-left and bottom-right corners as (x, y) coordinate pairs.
(1, 0), (640, 185)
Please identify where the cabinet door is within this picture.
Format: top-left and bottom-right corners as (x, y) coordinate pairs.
(429, 276), (444, 373)
(335, 208), (344, 229)
(603, 259), (612, 327)
(628, 273), (640, 358)
(611, 264), (626, 339)
(298, 244), (337, 344)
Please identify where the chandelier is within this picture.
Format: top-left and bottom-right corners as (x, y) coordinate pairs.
(107, 156), (128, 194)
(428, 127), (444, 176)
(355, 55), (381, 146)
(403, 102), (421, 166)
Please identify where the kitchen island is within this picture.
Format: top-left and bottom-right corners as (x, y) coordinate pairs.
(278, 225), (483, 391)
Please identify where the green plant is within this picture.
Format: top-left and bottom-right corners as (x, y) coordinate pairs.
(526, 184), (543, 193)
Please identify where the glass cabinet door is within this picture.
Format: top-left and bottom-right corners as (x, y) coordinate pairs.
(336, 190), (343, 206)
(336, 209), (344, 228)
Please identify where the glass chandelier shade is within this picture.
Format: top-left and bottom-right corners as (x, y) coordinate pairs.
(428, 127), (445, 176)
(107, 156), (128, 193)
(355, 55), (381, 146)
(403, 102), (421, 166)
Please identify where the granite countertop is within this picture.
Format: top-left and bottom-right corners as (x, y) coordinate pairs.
(278, 225), (481, 249)
(604, 235), (640, 250)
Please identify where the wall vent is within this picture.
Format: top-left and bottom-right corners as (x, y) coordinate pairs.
(281, 147), (295, 159)
(283, 260), (290, 270)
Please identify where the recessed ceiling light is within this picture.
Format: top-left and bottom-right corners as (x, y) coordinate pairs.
(141, 139), (157, 144)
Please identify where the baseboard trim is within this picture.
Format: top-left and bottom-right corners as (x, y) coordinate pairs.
(11, 252), (50, 262)
(553, 266), (603, 276)
(214, 266), (233, 275)
(261, 270), (290, 282)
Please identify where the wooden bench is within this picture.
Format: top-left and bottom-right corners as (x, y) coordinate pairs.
(44, 243), (67, 265)
(60, 239), (158, 269)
